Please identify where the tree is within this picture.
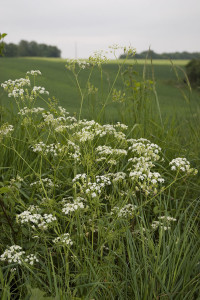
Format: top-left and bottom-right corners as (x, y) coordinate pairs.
(28, 41), (39, 56)
(4, 43), (18, 57)
(18, 40), (30, 56)
(185, 59), (200, 88)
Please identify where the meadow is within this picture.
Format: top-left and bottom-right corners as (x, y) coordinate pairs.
(0, 57), (199, 119)
(0, 51), (200, 299)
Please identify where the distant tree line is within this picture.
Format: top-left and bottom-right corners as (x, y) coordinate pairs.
(120, 50), (200, 60)
(2, 40), (61, 57)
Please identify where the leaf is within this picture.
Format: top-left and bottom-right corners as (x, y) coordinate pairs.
(29, 287), (55, 300)
(0, 187), (11, 194)
(153, 206), (160, 214)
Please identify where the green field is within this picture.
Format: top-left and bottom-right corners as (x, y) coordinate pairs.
(0, 57), (199, 121)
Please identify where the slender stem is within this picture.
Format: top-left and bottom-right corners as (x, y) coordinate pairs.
(0, 197), (17, 243)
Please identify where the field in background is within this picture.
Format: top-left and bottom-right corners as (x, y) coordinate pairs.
(0, 57), (199, 121)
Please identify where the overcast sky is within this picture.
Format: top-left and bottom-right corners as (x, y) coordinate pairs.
(1, 0), (200, 58)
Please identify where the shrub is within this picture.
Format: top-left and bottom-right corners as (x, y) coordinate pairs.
(185, 59), (200, 88)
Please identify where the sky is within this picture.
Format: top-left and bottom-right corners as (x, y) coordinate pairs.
(1, 0), (200, 59)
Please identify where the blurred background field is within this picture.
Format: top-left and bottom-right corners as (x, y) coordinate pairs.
(0, 57), (199, 121)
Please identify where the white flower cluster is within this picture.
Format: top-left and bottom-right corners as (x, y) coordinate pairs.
(26, 70), (42, 76)
(114, 122), (128, 130)
(41, 109), (77, 133)
(73, 120), (126, 143)
(58, 106), (69, 117)
(0, 124), (14, 136)
(31, 142), (65, 157)
(85, 175), (111, 198)
(72, 174), (111, 198)
(0, 245), (38, 266)
(128, 138), (161, 161)
(108, 172), (126, 183)
(32, 86), (49, 95)
(66, 140), (81, 161)
(62, 197), (85, 215)
(1, 77), (31, 100)
(158, 216), (177, 222)
(127, 139), (164, 195)
(151, 215), (177, 231)
(72, 173), (87, 183)
(169, 157), (198, 175)
(18, 107), (45, 115)
(8, 88), (24, 98)
(42, 112), (66, 127)
(96, 145), (127, 157)
(54, 125), (67, 133)
(32, 140), (80, 161)
(53, 233), (73, 246)
(16, 206), (57, 230)
(66, 59), (90, 71)
(30, 177), (57, 190)
(129, 170), (164, 195)
(24, 254), (39, 265)
(111, 204), (137, 218)
(96, 145), (127, 165)
(128, 156), (155, 171)
(1, 78), (30, 90)
(89, 50), (108, 66)
(0, 245), (25, 264)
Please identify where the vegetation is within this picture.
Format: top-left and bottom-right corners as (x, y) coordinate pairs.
(0, 33), (7, 56)
(186, 59), (200, 88)
(0, 56), (199, 120)
(120, 49), (200, 60)
(2, 40), (61, 58)
(0, 47), (200, 299)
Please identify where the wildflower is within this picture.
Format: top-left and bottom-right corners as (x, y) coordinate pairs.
(62, 197), (85, 215)
(111, 204), (137, 218)
(24, 254), (39, 265)
(1, 78), (30, 90)
(53, 233), (73, 246)
(169, 157), (198, 175)
(32, 86), (49, 95)
(16, 206), (57, 231)
(108, 172), (126, 183)
(89, 50), (108, 66)
(30, 177), (57, 189)
(65, 59), (90, 71)
(0, 124), (14, 136)
(31, 142), (65, 157)
(18, 107), (45, 115)
(0, 245), (38, 266)
(26, 70), (42, 76)
(0, 245), (25, 264)
(72, 174), (111, 197)
(8, 88), (24, 98)
(151, 215), (177, 231)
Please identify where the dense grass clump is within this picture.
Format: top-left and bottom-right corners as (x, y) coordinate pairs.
(0, 48), (200, 299)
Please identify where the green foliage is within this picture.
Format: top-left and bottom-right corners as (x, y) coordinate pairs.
(120, 49), (200, 60)
(2, 40), (61, 57)
(0, 57), (199, 122)
(0, 33), (7, 56)
(186, 59), (200, 88)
